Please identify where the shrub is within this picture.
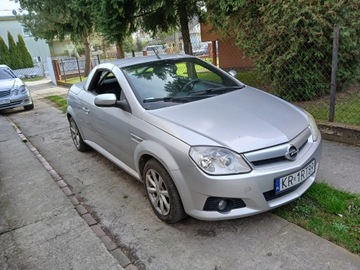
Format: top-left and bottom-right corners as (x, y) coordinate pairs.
(7, 32), (23, 69)
(206, 0), (360, 101)
(17, 34), (34, 68)
(0, 36), (10, 65)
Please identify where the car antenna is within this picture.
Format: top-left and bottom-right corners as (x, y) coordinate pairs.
(152, 48), (161, 59)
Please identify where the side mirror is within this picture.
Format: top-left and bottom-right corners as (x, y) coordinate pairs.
(228, 70), (237, 77)
(94, 93), (131, 112)
(94, 93), (117, 107)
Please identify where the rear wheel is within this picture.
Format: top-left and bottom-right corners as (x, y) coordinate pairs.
(143, 159), (186, 223)
(69, 117), (90, 152)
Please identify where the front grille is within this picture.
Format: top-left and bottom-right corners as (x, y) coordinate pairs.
(0, 90), (11, 98)
(0, 100), (22, 109)
(244, 127), (311, 168)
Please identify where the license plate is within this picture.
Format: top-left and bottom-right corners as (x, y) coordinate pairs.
(275, 159), (316, 194)
(0, 99), (10, 105)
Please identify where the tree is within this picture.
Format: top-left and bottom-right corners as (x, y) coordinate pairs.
(205, 0), (360, 101)
(136, 0), (203, 55)
(19, 0), (94, 75)
(93, 0), (138, 58)
(17, 35), (33, 68)
(0, 36), (10, 66)
(8, 32), (23, 69)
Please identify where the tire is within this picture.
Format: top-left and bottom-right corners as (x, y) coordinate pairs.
(143, 159), (186, 223)
(24, 103), (34, 110)
(69, 117), (90, 152)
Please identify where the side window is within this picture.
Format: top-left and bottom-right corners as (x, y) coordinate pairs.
(88, 70), (122, 100)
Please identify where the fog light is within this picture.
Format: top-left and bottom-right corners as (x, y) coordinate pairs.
(217, 199), (227, 211)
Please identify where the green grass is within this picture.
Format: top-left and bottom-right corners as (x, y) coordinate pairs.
(273, 182), (360, 254)
(301, 98), (360, 125)
(45, 95), (67, 113)
(236, 70), (265, 88)
(58, 77), (86, 84)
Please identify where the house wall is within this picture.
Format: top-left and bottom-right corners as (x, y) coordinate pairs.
(201, 23), (254, 70)
(0, 16), (51, 63)
(218, 40), (254, 70)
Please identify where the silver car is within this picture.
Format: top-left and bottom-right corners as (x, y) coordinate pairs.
(67, 54), (322, 223)
(0, 65), (34, 111)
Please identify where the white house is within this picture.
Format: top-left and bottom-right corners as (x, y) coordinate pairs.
(0, 0), (52, 63)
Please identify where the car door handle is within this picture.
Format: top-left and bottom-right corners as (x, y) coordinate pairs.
(82, 107), (90, 114)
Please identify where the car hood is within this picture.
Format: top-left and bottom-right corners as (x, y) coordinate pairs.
(145, 87), (309, 153)
(0, 78), (23, 90)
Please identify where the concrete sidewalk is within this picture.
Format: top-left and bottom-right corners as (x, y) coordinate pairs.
(0, 116), (124, 270)
(1, 80), (360, 269)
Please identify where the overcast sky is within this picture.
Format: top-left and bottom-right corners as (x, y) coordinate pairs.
(0, 0), (22, 17)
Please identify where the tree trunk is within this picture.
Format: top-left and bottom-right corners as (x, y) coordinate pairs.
(116, 40), (125, 59)
(83, 32), (91, 76)
(177, 2), (192, 55)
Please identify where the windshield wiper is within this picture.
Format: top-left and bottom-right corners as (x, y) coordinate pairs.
(142, 85), (244, 103)
(188, 85), (244, 96)
(143, 95), (209, 103)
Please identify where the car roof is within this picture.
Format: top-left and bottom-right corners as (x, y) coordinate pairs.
(111, 54), (196, 68)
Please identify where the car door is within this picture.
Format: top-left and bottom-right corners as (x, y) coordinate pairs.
(81, 68), (134, 169)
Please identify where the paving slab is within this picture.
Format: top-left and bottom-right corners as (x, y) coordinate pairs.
(0, 115), (123, 270)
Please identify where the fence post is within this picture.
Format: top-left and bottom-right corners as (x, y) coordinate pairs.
(329, 24), (340, 122)
(75, 57), (82, 82)
(60, 59), (66, 82)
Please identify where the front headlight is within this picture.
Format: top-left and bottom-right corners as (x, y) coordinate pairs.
(19, 85), (28, 94)
(305, 110), (319, 141)
(189, 146), (251, 175)
(12, 85), (28, 95)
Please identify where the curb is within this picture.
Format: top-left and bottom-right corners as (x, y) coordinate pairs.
(318, 121), (360, 147)
(7, 117), (137, 270)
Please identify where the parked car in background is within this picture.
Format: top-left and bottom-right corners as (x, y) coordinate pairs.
(67, 54), (322, 223)
(0, 65), (34, 111)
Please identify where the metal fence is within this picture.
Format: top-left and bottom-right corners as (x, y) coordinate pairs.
(13, 62), (49, 78)
(56, 56), (101, 82)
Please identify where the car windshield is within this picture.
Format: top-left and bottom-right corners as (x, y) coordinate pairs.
(0, 67), (16, 80)
(121, 58), (243, 109)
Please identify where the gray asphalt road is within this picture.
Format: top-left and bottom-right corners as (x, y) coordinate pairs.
(2, 81), (359, 269)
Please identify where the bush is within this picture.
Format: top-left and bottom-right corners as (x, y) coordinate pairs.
(17, 35), (34, 68)
(206, 0), (360, 101)
(7, 32), (23, 69)
(0, 36), (10, 65)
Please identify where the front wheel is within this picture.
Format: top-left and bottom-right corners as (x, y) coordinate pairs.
(143, 159), (186, 223)
(69, 117), (90, 152)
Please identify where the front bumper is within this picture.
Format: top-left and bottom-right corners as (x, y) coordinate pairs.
(0, 94), (33, 110)
(171, 135), (322, 221)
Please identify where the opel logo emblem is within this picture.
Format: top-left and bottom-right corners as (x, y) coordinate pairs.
(285, 145), (298, 161)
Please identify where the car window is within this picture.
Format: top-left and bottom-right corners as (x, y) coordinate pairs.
(121, 58), (240, 109)
(0, 67), (16, 79)
(88, 70), (122, 100)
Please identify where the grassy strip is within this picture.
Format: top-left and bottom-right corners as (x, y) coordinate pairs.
(45, 95), (67, 113)
(23, 76), (44, 82)
(273, 182), (360, 254)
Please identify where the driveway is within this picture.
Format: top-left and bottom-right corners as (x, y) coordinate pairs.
(2, 81), (360, 269)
